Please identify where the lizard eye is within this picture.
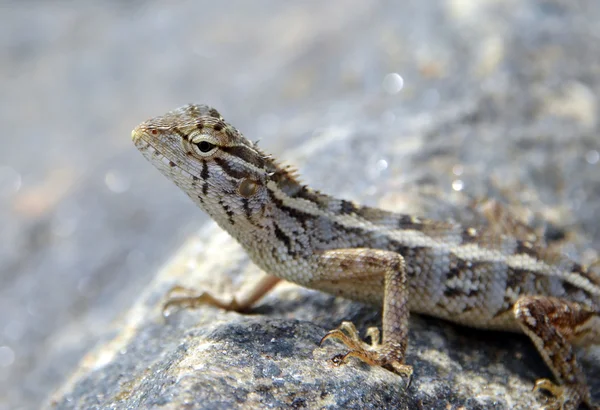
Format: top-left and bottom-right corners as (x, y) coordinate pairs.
(191, 139), (218, 156)
(238, 178), (259, 198)
(197, 141), (216, 153)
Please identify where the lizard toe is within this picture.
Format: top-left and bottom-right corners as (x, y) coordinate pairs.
(162, 289), (241, 317)
(320, 323), (412, 382)
(534, 378), (593, 410)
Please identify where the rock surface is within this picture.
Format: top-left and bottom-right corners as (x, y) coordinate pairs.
(47, 226), (562, 410)
(1, 1), (599, 410)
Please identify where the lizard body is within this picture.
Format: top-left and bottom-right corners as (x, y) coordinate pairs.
(132, 104), (599, 410)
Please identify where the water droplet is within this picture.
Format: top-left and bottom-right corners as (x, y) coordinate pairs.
(26, 300), (38, 317)
(382, 73), (404, 95)
(585, 150), (599, 165)
(3, 319), (24, 342)
(381, 111), (396, 125)
(375, 159), (389, 172)
(0, 346), (15, 367)
(105, 170), (130, 193)
(423, 88), (441, 107)
(186, 258), (198, 270)
(52, 215), (77, 238)
(52, 203), (81, 238)
(0, 166), (22, 198)
(452, 180), (464, 191)
(452, 164), (464, 176)
(364, 186), (378, 196)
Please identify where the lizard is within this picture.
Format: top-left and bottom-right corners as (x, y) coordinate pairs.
(131, 104), (600, 410)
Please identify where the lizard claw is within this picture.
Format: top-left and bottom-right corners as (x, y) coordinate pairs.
(319, 321), (413, 382)
(533, 378), (595, 410)
(329, 353), (347, 366)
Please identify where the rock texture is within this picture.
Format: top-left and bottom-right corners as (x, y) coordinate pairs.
(1, 1), (599, 410)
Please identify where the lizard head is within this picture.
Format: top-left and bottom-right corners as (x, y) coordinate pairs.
(131, 104), (302, 233)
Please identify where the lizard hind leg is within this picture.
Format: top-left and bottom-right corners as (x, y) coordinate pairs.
(316, 248), (413, 381)
(162, 274), (281, 315)
(513, 296), (598, 410)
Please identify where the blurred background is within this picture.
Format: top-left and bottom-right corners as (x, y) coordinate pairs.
(1, 1), (599, 409)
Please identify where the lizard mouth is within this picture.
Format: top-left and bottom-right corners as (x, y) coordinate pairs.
(131, 127), (145, 145)
(132, 130), (207, 191)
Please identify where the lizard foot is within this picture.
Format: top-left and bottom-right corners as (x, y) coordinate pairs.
(162, 285), (241, 317)
(534, 378), (597, 410)
(320, 321), (413, 382)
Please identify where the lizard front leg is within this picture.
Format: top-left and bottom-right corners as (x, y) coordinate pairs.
(316, 248), (413, 379)
(514, 296), (599, 410)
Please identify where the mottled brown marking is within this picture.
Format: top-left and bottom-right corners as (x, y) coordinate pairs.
(493, 301), (514, 318)
(273, 222), (295, 257)
(201, 160), (209, 180)
(461, 227), (478, 244)
(444, 287), (467, 298)
(172, 126), (187, 139)
(445, 255), (486, 281)
(397, 214), (421, 229)
(214, 157), (247, 180)
(515, 239), (538, 258)
(295, 186), (327, 209)
(506, 268), (529, 290)
(221, 145), (265, 169)
(332, 222), (366, 238)
(242, 198), (252, 220)
(219, 199), (235, 225)
(572, 263), (600, 287)
(208, 108), (222, 118)
(279, 203), (312, 230)
(339, 200), (358, 215)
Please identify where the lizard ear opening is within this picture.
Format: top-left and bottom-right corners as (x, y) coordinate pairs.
(238, 178), (259, 198)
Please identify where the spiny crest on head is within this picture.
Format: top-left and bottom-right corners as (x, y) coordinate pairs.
(268, 161), (306, 195)
(145, 104), (223, 135)
(184, 104), (222, 120)
(282, 164), (301, 180)
(250, 142), (302, 184)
